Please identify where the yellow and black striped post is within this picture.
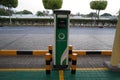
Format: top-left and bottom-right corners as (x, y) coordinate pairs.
(46, 53), (52, 74)
(71, 53), (77, 74)
(48, 45), (52, 61)
(69, 45), (73, 62)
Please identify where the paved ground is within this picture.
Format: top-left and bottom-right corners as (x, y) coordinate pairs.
(0, 55), (110, 68)
(0, 26), (117, 80)
(1, 69), (120, 80)
(0, 26), (115, 68)
(0, 56), (45, 68)
(0, 26), (114, 68)
(0, 26), (115, 50)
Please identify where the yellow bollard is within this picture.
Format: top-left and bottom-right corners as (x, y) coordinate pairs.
(45, 53), (52, 74)
(48, 45), (52, 54)
(48, 45), (53, 61)
(68, 45), (73, 62)
(71, 53), (77, 74)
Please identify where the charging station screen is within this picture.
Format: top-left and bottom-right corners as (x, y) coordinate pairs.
(58, 18), (66, 29)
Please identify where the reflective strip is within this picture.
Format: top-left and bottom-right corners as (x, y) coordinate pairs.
(17, 51), (32, 55)
(33, 50), (48, 56)
(48, 45), (53, 50)
(86, 51), (101, 55)
(71, 65), (76, 70)
(73, 50), (86, 55)
(72, 53), (77, 61)
(101, 50), (112, 55)
(0, 50), (112, 56)
(46, 53), (51, 60)
(0, 50), (16, 56)
(46, 65), (51, 70)
(73, 50), (112, 56)
(69, 45), (73, 50)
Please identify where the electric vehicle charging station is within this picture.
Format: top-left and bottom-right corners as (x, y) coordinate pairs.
(53, 10), (71, 69)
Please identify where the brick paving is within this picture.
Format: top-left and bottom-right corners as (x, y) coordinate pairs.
(0, 55), (110, 68)
(0, 26), (114, 68)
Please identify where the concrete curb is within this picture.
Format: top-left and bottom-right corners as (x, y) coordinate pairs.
(0, 50), (112, 56)
(73, 50), (112, 56)
(0, 50), (48, 56)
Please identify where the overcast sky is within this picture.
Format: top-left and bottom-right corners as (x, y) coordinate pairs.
(15, 0), (120, 15)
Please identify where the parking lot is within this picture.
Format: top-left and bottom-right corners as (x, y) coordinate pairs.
(0, 26), (115, 50)
(0, 26), (117, 80)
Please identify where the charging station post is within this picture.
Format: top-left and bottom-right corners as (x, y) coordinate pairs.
(53, 10), (71, 69)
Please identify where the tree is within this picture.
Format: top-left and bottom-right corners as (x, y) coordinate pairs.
(22, 10), (32, 14)
(0, 8), (13, 16)
(87, 12), (98, 17)
(42, 0), (63, 10)
(87, 12), (98, 26)
(101, 13), (112, 17)
(90, 0), (107, 20)
(0, 0), (18, 24)
(36, 11), (44, 16)
(42, 0), (63, 25)
(43, 10), (49, 16)
(15, 10), (33, 14)
(1, 0), (18, 8)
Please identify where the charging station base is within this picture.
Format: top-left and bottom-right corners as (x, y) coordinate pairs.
(53, 65), (69, 70)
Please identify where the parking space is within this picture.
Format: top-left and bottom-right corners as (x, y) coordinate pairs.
(0, 26), (115, 50)
(0, 69), (120, 80)
(0, 26), (117, 80)
(0, 55), (110, 68)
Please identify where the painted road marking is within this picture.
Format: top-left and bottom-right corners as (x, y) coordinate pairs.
(0, 68), (108, 71)
(0, 68), (45, 71)
(76, 68), (108, 70)
(59, 70), (64, 80)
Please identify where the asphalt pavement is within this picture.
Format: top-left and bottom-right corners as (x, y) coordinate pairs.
(0, 26), (115, 50)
